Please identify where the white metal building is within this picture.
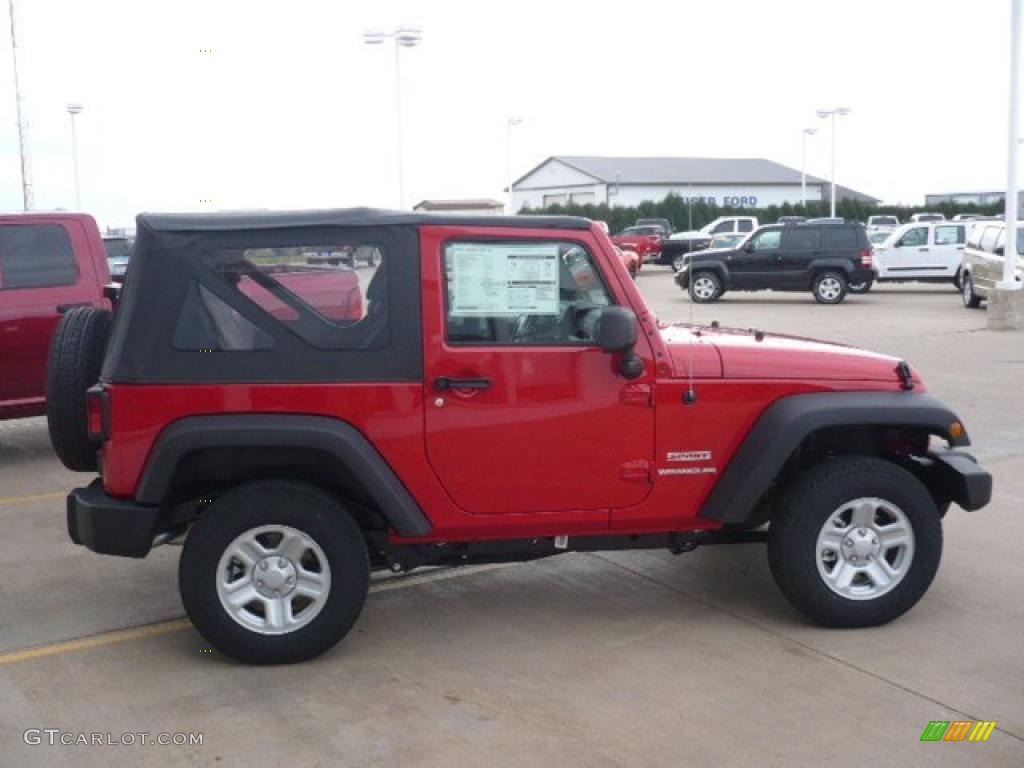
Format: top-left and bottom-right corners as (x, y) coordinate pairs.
(509, 156), (878, 212)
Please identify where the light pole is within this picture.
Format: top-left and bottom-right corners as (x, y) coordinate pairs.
(67, 103), (83, 210)
(816, 107), (851, 218)
(800, 127), (816, 210)
(8, 0), (34, 210)
(364, 25), (422, 209)
(999, 0), (1022, 290)
(506, 116), (522, 214)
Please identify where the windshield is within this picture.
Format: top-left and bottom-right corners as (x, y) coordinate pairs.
(710, 233), (745, 248)
(104, 238), (133, 261)
(869, 232), (890, 245)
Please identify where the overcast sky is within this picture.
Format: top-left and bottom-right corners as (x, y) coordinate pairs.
(0, 0), (1018, 229)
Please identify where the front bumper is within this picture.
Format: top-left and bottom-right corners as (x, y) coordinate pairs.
(674, 266), (690, 288)
(924, 449), (992, 511)
(67, 480), (161, 558)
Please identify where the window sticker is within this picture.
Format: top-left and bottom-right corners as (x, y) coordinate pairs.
(449, 243), (560, 316)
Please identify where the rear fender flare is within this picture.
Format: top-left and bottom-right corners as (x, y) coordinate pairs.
(135, 414), (432, 536)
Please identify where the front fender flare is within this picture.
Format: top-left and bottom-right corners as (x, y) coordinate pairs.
(699, 391), (970, 524)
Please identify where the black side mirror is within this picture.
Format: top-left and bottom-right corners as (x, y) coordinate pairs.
(995, 246), (1005, 257)
(744, 242), (755, 253)
(596, 306), (644, 380)
(596, 306), (637, 352)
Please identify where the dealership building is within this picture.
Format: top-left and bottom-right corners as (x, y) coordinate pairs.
(509, 156), (878, 212)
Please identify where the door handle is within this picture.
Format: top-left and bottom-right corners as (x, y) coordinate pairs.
(435, 376), (492, 391)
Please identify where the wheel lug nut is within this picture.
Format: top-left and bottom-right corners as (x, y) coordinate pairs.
(844, 538), (853, 547)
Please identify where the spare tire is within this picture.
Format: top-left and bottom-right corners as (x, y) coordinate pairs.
(46, 307), (112, 471)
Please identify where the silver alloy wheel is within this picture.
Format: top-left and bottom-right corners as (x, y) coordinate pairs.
(672, 254), (686, 272)
(817, 276), (842, 302)
(692, 276), (717, 300)
(815, 497), (915, 601)
(962, 274), (972, 305)
(216, 524), (332, 635)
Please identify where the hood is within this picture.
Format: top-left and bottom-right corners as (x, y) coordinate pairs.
(658, 324), (918, 385)
(669, 230), (711, 241)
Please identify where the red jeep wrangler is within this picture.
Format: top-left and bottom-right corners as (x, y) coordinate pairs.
(52, 209), (992, 664)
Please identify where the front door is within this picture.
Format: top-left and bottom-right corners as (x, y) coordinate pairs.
(422, 232), (655, 515)
(730, 227), (784, 289)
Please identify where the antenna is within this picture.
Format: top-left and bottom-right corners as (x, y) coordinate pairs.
(684, 251), (698, 405)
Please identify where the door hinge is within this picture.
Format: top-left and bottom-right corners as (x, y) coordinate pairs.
(620, 383), (653, 407)
(620, 460), (652, 482)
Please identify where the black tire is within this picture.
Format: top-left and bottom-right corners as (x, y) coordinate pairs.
(688, 271), (723, 303)
(767, 456), (942, 628)
(812, 271), (848, 304)
(847, 279), (873, 294)
(962, 272), (982, 308)
(179, 480), (370, 664)
(45, 306), (112, 472)
(952, 269), (962, 291)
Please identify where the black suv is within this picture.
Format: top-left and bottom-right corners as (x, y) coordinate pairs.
(674, 222), (875, 304)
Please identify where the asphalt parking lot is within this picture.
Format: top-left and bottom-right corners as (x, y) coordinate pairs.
(1, 270), (1022, 767)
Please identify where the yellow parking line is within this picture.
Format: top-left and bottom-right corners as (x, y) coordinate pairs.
(0, 619), (192, 666)
(0, 491), (65, 506)
(0, 563), (516, 666)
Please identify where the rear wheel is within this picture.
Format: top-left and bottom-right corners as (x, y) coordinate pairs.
(768, 456), (942, 627)
(962, 272), (982, 308)
(46, 306), (112, 471)
(689, 271), (723, 303)
(812, 271), (847, 304)
(179, 480), (370, 664)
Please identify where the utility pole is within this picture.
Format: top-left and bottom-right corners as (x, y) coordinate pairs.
(8, 0), (34, 210)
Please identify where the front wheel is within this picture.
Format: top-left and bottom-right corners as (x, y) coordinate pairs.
(962, 272), (982, 308)
(689, 271), (723, 303)
(812, 271), (848, 304)
(179, 480), (370, 664)
(671, 253), (687, 273)
(768, 456), (942, 628)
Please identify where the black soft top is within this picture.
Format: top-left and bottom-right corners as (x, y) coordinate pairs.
(137, 208), (591, 233)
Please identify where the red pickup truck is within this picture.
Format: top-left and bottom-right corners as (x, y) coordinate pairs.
(610, 225), (662, 264)
(0, 213), (111, 420)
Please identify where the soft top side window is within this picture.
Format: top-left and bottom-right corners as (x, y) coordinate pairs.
(193, 242), (389, 351)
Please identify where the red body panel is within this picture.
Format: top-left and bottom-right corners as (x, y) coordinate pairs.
(98, 220), (911, 543)
(0, 213), (111, 419)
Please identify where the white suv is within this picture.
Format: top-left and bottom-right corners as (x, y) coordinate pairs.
(871, 221), (970, 288)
